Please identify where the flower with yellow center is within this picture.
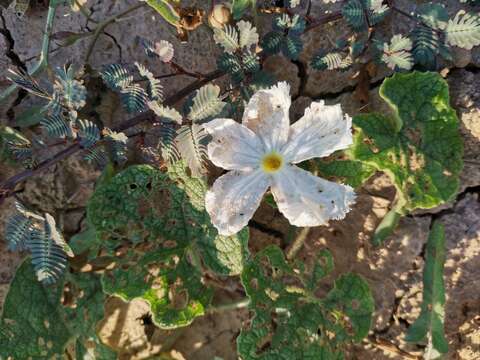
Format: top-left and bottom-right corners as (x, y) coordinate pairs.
(203, 82), (355, 236)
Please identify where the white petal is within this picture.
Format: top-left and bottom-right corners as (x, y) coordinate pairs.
(271, 165), (355, 227)
(206, 170), (270, 236)
(203, 118), (264, 171)
(242, 82), (291, 151)
(281, 101), (353, 163)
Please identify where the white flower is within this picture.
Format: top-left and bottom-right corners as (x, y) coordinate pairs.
(203, 82), (355, 236)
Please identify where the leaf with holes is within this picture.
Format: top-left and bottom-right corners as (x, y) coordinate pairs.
(349, 72), (463, 244)
(238, 245), (374, 359)
(87, 163), (249, 279)
(405, 221), (448, 358)
(87, 164), (247, 327)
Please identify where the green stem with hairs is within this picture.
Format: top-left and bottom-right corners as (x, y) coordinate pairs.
(286, 227), (311, 260)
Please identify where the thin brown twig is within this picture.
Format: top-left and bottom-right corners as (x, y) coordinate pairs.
(0, 69), (225, 205)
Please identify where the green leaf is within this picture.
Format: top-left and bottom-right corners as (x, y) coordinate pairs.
(232, 0), (254, 20)
(446, 10), (480, 50)
(63, 272), (117, 359)
(405, 221), (448, 358)
(14, 105), (46, 127)
(0, 260), (72, 359)
(101, 247), (213, 329)
(197, 228), (250, 276)
(87, 164), (249, 327)
(350, 72), (463, 214)
(238, 245), (374, 359)
(316, 158), (376, 189)
(145, 0), (181, 26)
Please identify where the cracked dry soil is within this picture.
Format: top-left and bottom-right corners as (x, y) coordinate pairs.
(1, 1), (480, 359)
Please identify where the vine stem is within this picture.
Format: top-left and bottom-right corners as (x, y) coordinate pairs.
(84, 3), (145, 63)
(286, 227), (311, 260)
(207, 298), (250, 314)
(0, 4), (57, 102)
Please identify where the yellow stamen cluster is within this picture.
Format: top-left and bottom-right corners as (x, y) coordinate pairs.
(262, 153), (284, 173)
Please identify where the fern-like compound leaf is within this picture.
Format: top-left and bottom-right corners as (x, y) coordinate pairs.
(100, 63), (134, 91)
(343, 0), (367, 31)
(416, 3), (449, 30)
(214, 24), (240, 53)
(261, 31), (283, 54)
(53, 64), (87, 110)
(120, 84), (149, 113)
(104, 129), (129, 165)
(77, 119), (101, 148)
(5, 214), (32, 251)
(311, 51), (353, 71)
(135, 62), (163, 101)
(377, 34), (414, 70)
(343, 0), (389, 31)
(41, 114), (75, 139)
(7, 68), (50, 99)
(149, 101), (183, 124)
(218, 52), (244, 82)
(175, 124), (209, 177)
(84, 144), (109, 168)
(242, 50), (261, 74)
(27, 213), (73, 285)
(412, 25), (440, 68)
(446, 10), (480, 50)
(137, 36), (174, 62)
(0, 126), (35, 168)
(187, 84), (226, 122)
(237, 20), (259, 48)
(282, 35), (303, 60)
(5, 202), (72, 285)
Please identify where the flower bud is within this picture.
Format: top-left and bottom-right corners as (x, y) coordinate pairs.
(208, 3), (231, 29)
